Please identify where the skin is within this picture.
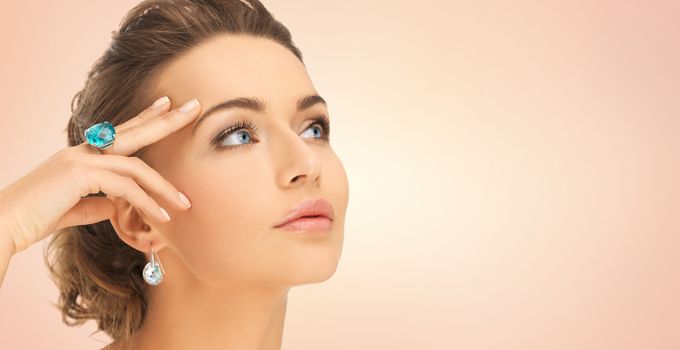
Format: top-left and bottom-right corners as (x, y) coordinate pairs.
(0, 31), (347, 348)
(103, 34), (349, 349)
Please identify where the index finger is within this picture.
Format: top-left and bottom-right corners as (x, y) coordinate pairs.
(90, 97), (202, 156)
(115, 95), (173, 131)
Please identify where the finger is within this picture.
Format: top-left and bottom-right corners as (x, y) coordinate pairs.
(76, 96), (174, 156)
(115, 95), (172, 132)
(79, 167), (171, 224)
(99, 97), (201, 156)
(78, 152), (191, 211)
(54, 197), (115, 231)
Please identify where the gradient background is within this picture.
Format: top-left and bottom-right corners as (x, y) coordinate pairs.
(1, 0), (679, 349)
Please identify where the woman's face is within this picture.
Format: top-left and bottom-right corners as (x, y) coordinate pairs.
(135, 34), (348, 289)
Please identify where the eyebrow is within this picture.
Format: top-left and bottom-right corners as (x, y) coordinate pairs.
(191, 94), (327, 135)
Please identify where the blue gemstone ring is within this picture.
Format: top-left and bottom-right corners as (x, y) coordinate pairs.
(84, 121), (116, 151)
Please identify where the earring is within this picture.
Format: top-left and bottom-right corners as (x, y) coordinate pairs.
(142, 241), (165, 286)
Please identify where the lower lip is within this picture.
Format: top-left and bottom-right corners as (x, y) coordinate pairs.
(274, 216), (332, 233)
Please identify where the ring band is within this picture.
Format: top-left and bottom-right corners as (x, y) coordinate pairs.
(84, 121), (116, 151)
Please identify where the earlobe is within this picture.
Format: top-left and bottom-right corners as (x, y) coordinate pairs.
(108, 197), (168, 253)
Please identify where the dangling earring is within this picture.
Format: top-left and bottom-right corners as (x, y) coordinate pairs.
(142, 241), (165, 286)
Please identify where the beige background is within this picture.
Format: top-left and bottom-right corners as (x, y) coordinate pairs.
(1, 0), (679, 349)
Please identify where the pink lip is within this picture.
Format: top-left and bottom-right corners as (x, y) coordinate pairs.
(273, 197), (335, 231)
(274, 216), (333, 232)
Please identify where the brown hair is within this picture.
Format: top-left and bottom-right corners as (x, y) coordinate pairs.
(43, 0), (303, 343)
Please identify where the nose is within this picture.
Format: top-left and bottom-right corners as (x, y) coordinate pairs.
(272, 125), (322, 189)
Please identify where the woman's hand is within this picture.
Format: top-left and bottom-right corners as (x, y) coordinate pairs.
(0, 96), (201, 256)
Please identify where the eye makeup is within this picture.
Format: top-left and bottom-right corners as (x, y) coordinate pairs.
(303, 115), (331, 140)
(209, 115), (331, 151)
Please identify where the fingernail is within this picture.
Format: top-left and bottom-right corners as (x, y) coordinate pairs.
(159, 207), (171, 222)
(179, 98), (199, 112)
(152, 95), (170, 108)
(178, 191), (192, 208)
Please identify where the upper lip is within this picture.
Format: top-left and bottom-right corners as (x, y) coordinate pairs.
(273, 197), (335, 228)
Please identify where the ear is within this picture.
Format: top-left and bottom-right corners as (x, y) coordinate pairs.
(108, 197), (170, 253)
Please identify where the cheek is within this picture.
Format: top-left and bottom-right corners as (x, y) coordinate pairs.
(171, 157), (276, 285)
(328, 151), (350, 210)
(164, 147), (349, 287)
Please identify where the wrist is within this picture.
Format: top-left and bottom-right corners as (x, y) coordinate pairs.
(0, 215), (17, 257)
(0, 190), (17, 257)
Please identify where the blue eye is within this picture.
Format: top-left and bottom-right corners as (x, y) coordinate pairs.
(211, 115), (330, 150)
(212, 120), (258, 150)
(220, 129), (252, 147)
(301, 126), (321, 139)
(300, 116), (330, 140)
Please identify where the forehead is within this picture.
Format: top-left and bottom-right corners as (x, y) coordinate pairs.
(153, 34), (314, 112)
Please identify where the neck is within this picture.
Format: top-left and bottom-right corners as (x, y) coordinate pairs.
(110, 279), (290, 350)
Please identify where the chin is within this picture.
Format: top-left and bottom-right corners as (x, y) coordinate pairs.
(280, 250), (342, 286)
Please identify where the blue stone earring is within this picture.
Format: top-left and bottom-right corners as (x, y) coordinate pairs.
(142, 242), (165, 286)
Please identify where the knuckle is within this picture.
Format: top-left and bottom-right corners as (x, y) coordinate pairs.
(119, 186), (133, 201)
(137, 109), (154, 122)
(117, 177), (137, 200)
(59, 147), (79, 164)
(65, 154), (95, 175)
(122, 126), (140, 140)
(129, 156), (146, 167)
(123, 176), (138, 189)
(127, 157), (151, 180)
(160, 110), (176, 121)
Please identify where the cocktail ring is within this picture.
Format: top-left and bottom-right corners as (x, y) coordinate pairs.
(84, 121), (116, 151)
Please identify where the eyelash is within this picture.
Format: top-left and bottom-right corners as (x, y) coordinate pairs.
(211, 115), (331, 150)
